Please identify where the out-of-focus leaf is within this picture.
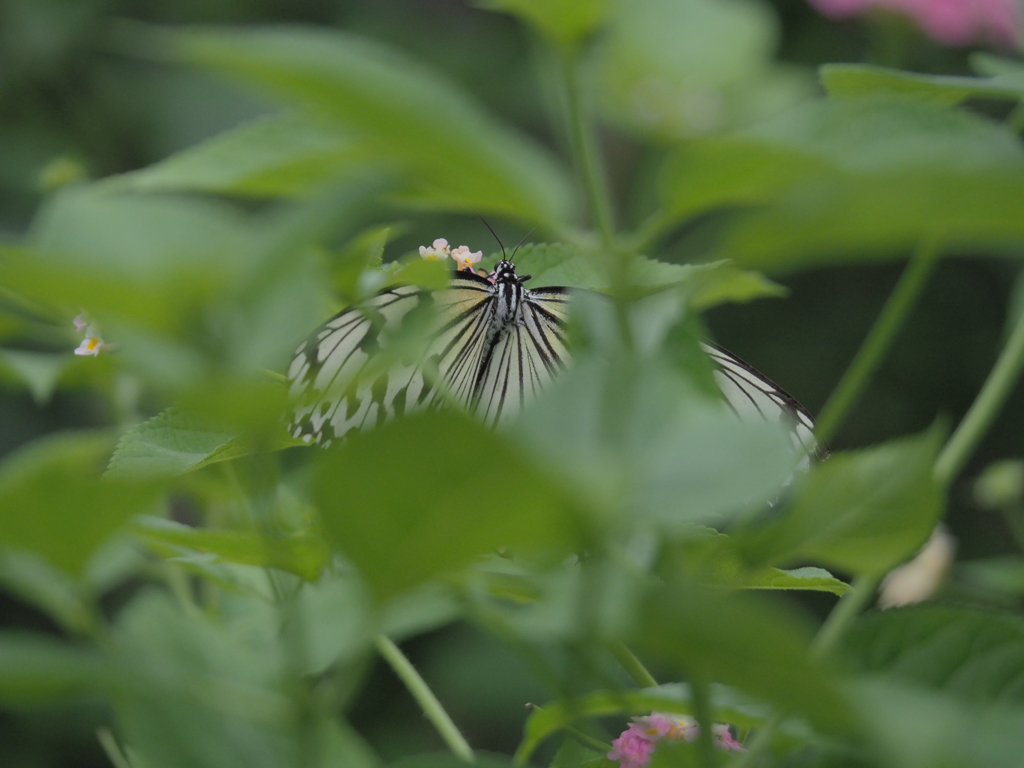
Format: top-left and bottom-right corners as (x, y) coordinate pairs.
(388, 754), (513, 768)
(549, 740), (610, 768)
(0, 432), (163, 575)
(970, 52), (1024, 77)
(311, 410), (581, 601)
(380, 583), (463, 641)
(850, 677), (1024, 768)
(681, 260), (786, 309)
(0, 551), (94, 633)
(957, 556), (1024, 597)
(146, 24), (574, 227)
(821, 63), (1024, 105)
(107, 407), (304, 479)
(844, 605), (1024, 704)
(659, 97), (1024, 270)
(637, 580), (853, 734)
(514, 356), (800, 529)
(132, 517), (331, 581)
(476, 0), (611, 48)
(111, 591), (295, 768)
(298, 574), (375, 674)
(734, 428), (945, 576)
(517, 683), (769, 762)
(595, 0), (808, 139)
(0, 349), (70, 404)
(0, 633), (110, 706)
(116, 111), (369, 198)
(659, 528), (849, 594)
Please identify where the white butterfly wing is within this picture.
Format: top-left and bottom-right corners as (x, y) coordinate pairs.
(701, 341), (823, 457)
(287, 272), (571, 444)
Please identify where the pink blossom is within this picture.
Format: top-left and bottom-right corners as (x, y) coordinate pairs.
(807, 0), (1020, 47)
(607, 712), (745, 768)
(609, 723), (657, 768)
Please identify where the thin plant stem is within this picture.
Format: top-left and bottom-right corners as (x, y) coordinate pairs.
(375, 635), (475, 763)
(610, 642), (659, 688)
(558, 52), (615, 249)
(691, 677), (718, 768)
(808, 574), (882, 661)
(815, 237), (941, 445)
(97, 728), (135, 768)
(934, 304), (1024, 485)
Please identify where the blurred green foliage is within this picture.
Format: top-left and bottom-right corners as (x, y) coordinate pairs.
(3, 1), (1024, 768)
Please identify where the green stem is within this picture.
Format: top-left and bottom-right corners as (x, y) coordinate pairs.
(375, 635), (475, 763)
(559, 52), (615, 249)
(815, 237), (940, 445)
(691, 677), (718, 768)
(1007, 100), (1024, 133)
(808, 574), (882, 661)
(610, 642), (659, 688)
(97, 728), (135, 768)
(934, 303), (1024, 486)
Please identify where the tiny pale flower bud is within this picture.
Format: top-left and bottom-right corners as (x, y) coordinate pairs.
(879, 525), (957, 609)
(418, 237), (452, 260)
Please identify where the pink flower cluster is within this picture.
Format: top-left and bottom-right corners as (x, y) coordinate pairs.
(808, 0), (1020, 47)
(608, 712), (745, 768)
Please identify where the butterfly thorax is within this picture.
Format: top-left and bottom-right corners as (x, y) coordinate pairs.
(490, 259), (529, 328)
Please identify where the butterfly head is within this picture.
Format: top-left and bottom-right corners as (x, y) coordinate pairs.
(491, 259), (531, 285)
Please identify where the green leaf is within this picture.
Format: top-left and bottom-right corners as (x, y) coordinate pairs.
(682, 260), (787, 310)
(108, 409), (244, 477)
(0, 432), (163, 575)
(850, 677), (1024, 768)
(150, 24), (574, 227)
(734, 427), (945, 576)
(0, 349), (70, 404)
(746, 566), (850, 595)
(637, 581), (853, 734)
(0, 551), (95, 633)
(549, 739), (611, 768)
(844, 605), (1024, 705)
(595, 0), (808, 139)
(0, 632), (110, 706)
(297, 574), (375, 674)
(115, 110), (369, 198)
(476, 0), (611, 48)
(111, 590), (296, 768)
(514, 357), (800, 529)
(131, 517), (331, 581)
(388, 754), (513, 768)
(822, 63), (1024, 106)
(311, 410), (581, 600)
(107, 407), (304, 479)
(956, 556), (1024, 597)
(659, 96), (1024, 270)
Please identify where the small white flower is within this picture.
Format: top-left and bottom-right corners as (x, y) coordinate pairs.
(878, 525), (957, 609)
(451, 245), (483, 271)
(72, 313), (110, 357)
(418, 238), (452, 260)
(74, 334), (107, 357)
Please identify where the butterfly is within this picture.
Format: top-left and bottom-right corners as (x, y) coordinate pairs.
(287, 252), (821, 455)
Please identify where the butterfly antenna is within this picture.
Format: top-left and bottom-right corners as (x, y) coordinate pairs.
(479, 217), (505, 260)
(510, 228), (536, 263)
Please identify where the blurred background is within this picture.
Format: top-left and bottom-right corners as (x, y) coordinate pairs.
(1, 0), (1021, 765)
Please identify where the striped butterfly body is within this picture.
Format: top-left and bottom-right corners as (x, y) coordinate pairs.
(287, 259), (821, 454)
